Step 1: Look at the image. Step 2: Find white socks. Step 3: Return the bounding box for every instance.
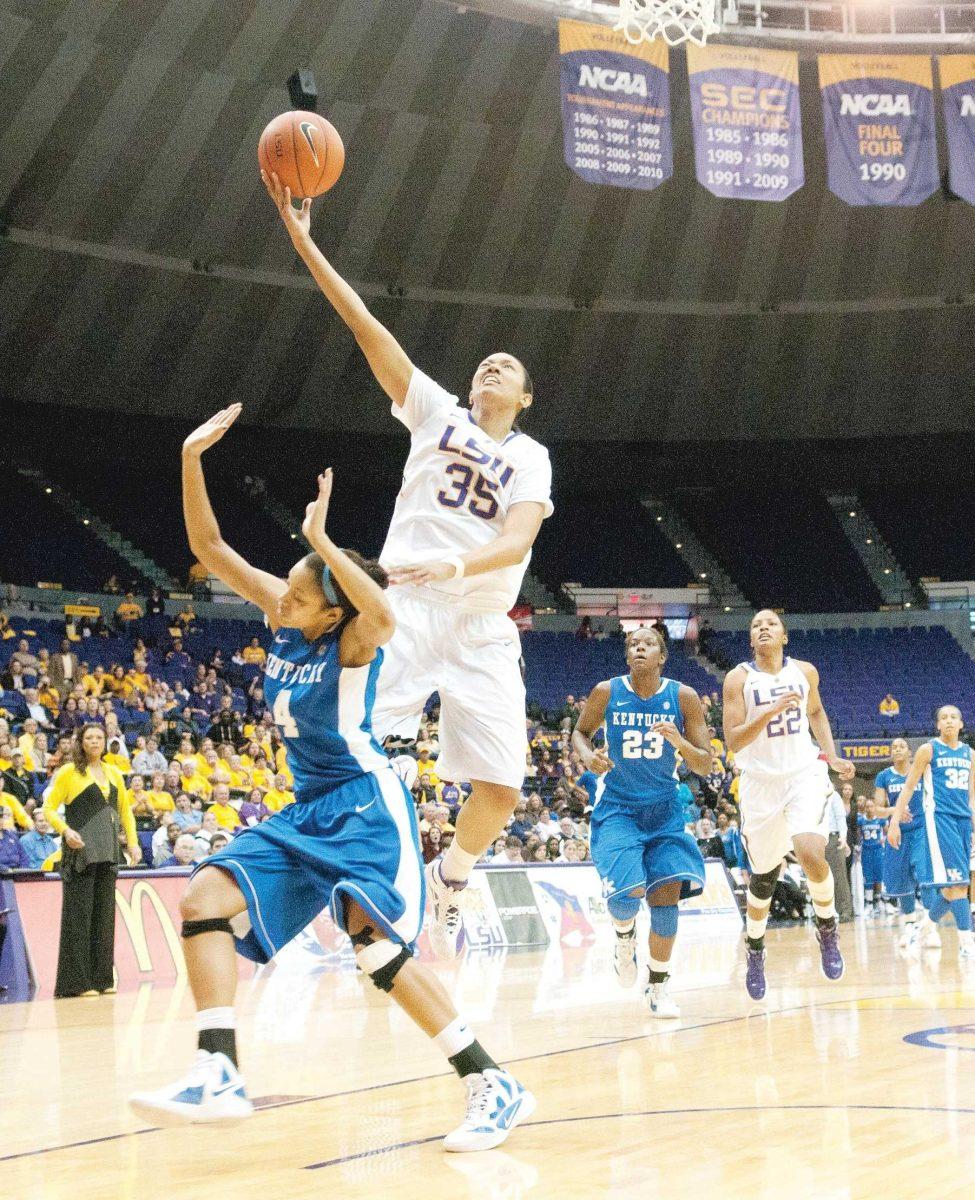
[807,871,837,921]
[441,841,479,885]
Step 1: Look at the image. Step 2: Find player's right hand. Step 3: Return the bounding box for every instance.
[586,749,614,775]
[886,819,901,850]
[63,829,85,850]
[182,404,242,457]
[261,170,312,241]
[771,690,803,714]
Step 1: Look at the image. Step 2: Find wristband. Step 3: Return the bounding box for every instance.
[444,555,466,580]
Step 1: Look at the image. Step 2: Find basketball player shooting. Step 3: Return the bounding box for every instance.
[263,172,553,958]
[723,611,854,999]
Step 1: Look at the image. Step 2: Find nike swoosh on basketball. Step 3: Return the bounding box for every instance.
[299,121,320,166]
[355,799,377,814]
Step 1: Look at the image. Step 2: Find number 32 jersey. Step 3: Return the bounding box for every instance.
[380,369,553,614]
[263,627,388,798]
[598,676,683,809]
[734,657,820,779]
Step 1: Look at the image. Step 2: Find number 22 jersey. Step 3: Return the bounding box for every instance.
[733,657,819,779]
[380,369,553,614]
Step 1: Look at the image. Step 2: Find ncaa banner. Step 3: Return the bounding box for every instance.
[939,56,975,205]
[818,54,939,206]
[686,43,804,201]
[558,18,672,191]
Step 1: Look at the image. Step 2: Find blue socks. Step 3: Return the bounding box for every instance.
[927,892,949,923]
[899,892,916,916]
[949,897,973,932]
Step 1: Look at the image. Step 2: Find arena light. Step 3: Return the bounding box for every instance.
[905,602,912,609]
[883,568,891,575]
[866,538,873,545]
[290,533,297,539]
[724,605,731,612]
[44,487,52,494]
[656,516,663,522]
[83,519,89,525]
[700,572,707,579]
[675,542,682,549]
[848,510,856,517]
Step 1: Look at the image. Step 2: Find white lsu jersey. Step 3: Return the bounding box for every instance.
[379,369,554,614]
[733,657,821,778]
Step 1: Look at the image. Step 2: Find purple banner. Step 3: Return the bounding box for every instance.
[939,57,975,206]
[819,55,939,207]
[687,45,804,201]
[558,19,672,192]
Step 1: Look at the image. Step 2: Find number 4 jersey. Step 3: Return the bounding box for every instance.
[733,657,820,779]
[264,627,389,797]
[597,676,683,808]
[380,369,553,614]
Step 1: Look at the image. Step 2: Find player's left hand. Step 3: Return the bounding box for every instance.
[302,470,334,547]
[387,561,456,586]
[829,756,855,781]
[649,721,682,747]
[127,842,143,866]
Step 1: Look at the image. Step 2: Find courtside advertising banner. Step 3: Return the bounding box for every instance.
[939,57,975,205]
[818,54,939,206]
[687,44,804,201]
[558,18,672,191]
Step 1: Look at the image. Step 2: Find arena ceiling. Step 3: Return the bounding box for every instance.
[2,0,975,443]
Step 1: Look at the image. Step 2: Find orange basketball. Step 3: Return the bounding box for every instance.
[258,111,345,199]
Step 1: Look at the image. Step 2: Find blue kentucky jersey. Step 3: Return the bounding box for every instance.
[858,815,886,846]
[876,766,922,832]
[923,739,973,821]
[599,675,682,807]
[263,627,388,798]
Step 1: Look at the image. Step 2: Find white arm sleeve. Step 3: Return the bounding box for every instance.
[391,368,457,434]
[510,445,554,518]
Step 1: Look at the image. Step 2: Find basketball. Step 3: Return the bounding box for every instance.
[258,110,344,199]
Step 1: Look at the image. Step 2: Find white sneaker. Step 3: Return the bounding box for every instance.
[898,921,920,951]
[958,937,975,964]
[443,1068,536,1153]
[425,859,466,960]
[129,1051,253,1126]
[613,929,638,988]
[921,919,942,950]
[645,978,681,1019]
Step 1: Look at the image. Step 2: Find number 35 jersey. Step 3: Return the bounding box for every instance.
[380,369,553,614]
[264,628,389,798]
[733,657,820,779]
[598,676,683,809]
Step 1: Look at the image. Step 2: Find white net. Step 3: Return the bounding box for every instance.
[614,0,720,46]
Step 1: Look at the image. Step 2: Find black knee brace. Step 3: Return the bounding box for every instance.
[371,946,412,993]
[182,917,234,938]
[748,868,781,902]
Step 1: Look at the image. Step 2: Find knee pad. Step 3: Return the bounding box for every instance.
[181,917,234,939]
[355,938,412,993]
[649,904,678,939]
[608,891,642,922]
[748,868,781,902]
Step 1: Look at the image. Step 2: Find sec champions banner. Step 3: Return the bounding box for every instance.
[558,18,672,190]
[939,57,975,205]
[818,54,939,206]
[686,44,803,201]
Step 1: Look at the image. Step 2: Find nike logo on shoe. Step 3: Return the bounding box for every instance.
[497,1097,523,1130]
[211,1079,244,1099]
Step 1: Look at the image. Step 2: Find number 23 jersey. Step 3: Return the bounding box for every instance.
[380,369,553,614]
[733,657,820,779]
[598,676,682,808]
[263,627,389,798]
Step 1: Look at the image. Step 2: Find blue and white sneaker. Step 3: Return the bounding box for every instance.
[128,1051,253,1127]
[442,1068,536,1152]
[425,859,466,960]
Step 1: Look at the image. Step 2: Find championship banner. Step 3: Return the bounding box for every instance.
[818,54,939,206]
[939,57,975,205]
[558,18,672,190]
[686,44,804,201]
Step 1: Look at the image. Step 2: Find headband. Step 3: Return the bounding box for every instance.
[321,564,340,608]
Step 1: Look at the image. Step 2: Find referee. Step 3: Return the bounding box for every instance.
[43,724,141,997]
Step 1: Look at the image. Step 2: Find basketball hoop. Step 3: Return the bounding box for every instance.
[614,0,720,46]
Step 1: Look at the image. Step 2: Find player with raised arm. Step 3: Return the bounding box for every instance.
[874,739,935,949]
[887,705,975,964]
[723,611,854,1000]
[128,408,535,1152]
[572,628,713,1017]
[263,173,553,959]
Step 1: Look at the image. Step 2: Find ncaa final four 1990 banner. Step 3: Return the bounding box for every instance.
[558,19,672,191]
[686,44,803,201]
[818,54,939,206]
[939,57,975,206]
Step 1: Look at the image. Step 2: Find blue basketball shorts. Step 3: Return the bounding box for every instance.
[197,769,425,964]
[882,824,923,896]
[916,811,974,891]
[590,798,706,903]
[860,843,884,888]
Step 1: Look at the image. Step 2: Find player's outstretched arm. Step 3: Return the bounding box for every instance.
[182,406,287,620]
[887,742,931,848]
[300,469,395,666]
[722,666,801,754]
[801,662,854,780]
[262,171,413,407]
[572,683,614,774]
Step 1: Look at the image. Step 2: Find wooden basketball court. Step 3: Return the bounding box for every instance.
[3,921,974,1200]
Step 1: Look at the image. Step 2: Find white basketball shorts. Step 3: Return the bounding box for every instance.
[372,588,528,790]
[738,759,832,875]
